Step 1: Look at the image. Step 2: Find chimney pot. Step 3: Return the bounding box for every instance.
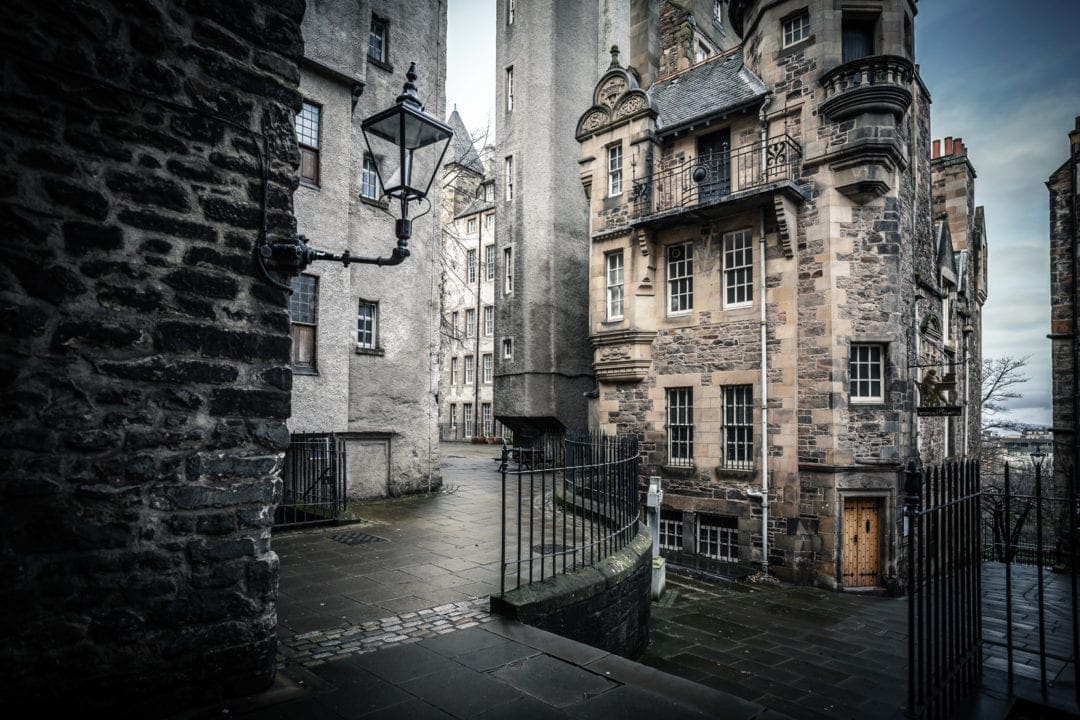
[954,138,964,156]
[944,137,954,155]
[932,139,941,158]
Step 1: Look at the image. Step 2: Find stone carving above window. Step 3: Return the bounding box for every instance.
[921,312,943,340]
[575,47,656,141]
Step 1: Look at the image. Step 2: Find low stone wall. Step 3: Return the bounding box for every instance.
[490,529,652,657]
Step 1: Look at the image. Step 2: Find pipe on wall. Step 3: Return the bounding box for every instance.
[755,96,773,575]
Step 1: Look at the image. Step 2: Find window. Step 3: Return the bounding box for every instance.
[695,43,710,63]
[698,515,739,561]
[449,403,457,437]
[464,355,474,384]
[484,306,494,336]
[606,251,624,320]
[723,229,753,307]
[369,16,388,64]
[504,156,513,200]
[782,11,810,48]
[482,403,493,436]
[713,0,723,26]
[288,274,317,370]
[842,15,876,63]
[608,144,622,197]
[667,387,693,467]
[659,510,683,551]
[667,243,693,314]
[502,338,513,360]
[485,210,494,227]
[506,67,514,112]
[482,353,493,383]
[467,217,478,235]
[485,245,496,281]
[467,249,478,283]
[942,282,954,344]
[504,247,513,293]
[450,357,459,385]
[295,101,320,185]
[465,308,476,337]
[507,0,515,25]
[357,300,378,350]
[722,385,753,469]
[850,344,884,402]
[361,152,378,199]
[463,403,474,436]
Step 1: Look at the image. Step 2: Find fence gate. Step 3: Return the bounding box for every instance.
[274,432,347,528]
[905,459,983,719]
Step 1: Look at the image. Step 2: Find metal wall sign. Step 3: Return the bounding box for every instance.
[917,406,962,417]
[917,368,960,417]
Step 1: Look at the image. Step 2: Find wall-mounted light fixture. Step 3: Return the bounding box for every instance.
[260,63,453,286]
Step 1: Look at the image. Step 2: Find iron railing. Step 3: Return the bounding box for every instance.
[904,459,983,720]
[499,431,641,595]
[275,433,347,528]
[629,134,801,221]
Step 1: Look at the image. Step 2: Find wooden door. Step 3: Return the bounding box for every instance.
[842,498,881,587]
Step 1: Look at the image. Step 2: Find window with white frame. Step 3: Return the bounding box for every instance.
[450,311,459,337]
[369,16,388,64]
[722,385,753,469]
[607,144,623,197]
[463,402,474,436]
[723,229,753,307]
[667,243,693,314]
[667,387,693,467]
[484,305,494,336]
[482,353,493,383]
[361,152,378,199]
[450,357,459,385]
[485,244,496,281]
[295,101,320,185]
[507,0,514,25]
[782,11,810,48]
[505,67,514,111]
[502,337,513,359]
[850,343,884,402]
[503,247,513,293]
[713,0,723,26]
[467,249,478,283]
[464,355,474,384]
[606,251,624,321]
[357,300,378,350]
[465,308,476,337]
[698,514,739,561]
[659,510,683,551]
[485,210,494,227]
[942,281,955,344]
[482,403,493,436]
[449,403,457,437]
[504,156,513,200]
[467,217,478,235]
[695,42,710,63]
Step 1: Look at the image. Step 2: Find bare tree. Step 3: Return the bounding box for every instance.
[981,355,1031,433]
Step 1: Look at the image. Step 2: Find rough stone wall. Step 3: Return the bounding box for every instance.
[0,0,304,711]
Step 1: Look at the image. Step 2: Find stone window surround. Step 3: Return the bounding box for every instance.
[721,384,754,470]
[781,8,810,49]
[849,340,889,404]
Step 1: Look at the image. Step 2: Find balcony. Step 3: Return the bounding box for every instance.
[819,55,914,121]
[629,135,802,225]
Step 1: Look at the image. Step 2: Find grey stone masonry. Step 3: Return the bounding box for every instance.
[0,0,303,712]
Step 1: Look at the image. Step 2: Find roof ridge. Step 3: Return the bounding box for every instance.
[653,44,742,85]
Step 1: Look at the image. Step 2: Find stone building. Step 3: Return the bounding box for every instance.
[575,0,986,588]
[0,0,304,710]
[1049,116,1080,498]
[493,0,599,436]
[288,0,446,498]
[438,110,503,441]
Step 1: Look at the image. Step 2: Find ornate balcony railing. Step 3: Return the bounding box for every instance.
[630,134,801,220]
[819,54,914,121]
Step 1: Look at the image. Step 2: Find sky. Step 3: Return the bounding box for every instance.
[446,0,1080,429]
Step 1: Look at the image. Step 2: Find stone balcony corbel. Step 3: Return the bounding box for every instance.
[590,329,656,383]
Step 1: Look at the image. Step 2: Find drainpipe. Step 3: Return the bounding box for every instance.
[473,213,484,438]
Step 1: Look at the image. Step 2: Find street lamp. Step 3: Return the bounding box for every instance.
[260,62,452,287]
[1031,443,1047,470]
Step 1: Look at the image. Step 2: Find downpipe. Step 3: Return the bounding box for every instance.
[755,99,772,576]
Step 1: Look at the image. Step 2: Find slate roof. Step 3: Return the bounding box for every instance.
[445,109,484,175]
[649,48,769,135]
[454,198,495,220]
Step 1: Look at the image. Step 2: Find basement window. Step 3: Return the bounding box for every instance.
[698,514,739,561]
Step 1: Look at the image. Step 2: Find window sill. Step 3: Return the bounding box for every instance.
[355,346,385,356]
[850,400,886,408]
[715,466,755,480]
[778,35,815,58]
[368,57,394,74]
[292,366,318,376]
[663,464,697,476]
[359,195,388,209]
[299,179,320,191]
[603,317,625,325]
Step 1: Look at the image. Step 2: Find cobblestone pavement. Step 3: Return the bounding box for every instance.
[272,443,506,664]
[641,573,910,720]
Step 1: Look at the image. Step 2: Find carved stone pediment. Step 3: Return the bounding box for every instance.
[590,330,656,383]
[575,50,655,141]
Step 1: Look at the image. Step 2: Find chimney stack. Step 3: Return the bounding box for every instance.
[1070,115,1080,154]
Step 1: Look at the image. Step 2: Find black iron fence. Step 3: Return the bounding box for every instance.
[499,431,641,595]
[274,433,347,528]
[905,459,983,720]
[630,134,801,219]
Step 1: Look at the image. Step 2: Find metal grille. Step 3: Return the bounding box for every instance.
[275,433,346,528]
[698,514,738,561]
[330,532,386,546]
[667,387,693,467]
[660,510,683,551]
